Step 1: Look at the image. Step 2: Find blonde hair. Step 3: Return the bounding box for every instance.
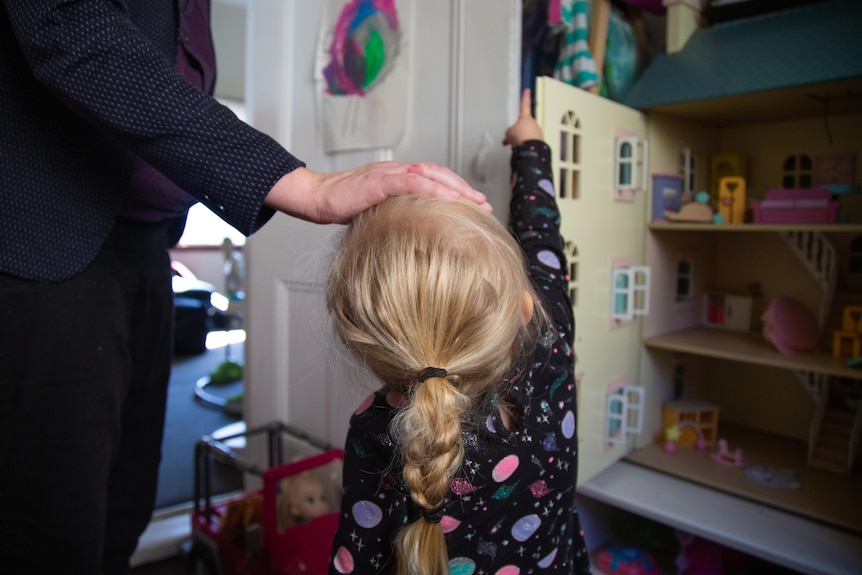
[327,195,546,575]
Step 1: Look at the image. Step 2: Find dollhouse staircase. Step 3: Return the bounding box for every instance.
[780,231,836,328]
[807,379,862,475]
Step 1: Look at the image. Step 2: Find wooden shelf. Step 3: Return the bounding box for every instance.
[644,328,861,379]
[624,424,862,534]
[648,223,862,233]
[578,461,862,575]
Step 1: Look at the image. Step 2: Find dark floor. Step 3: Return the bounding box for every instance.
[157,337,244,508]
[132,555,188,575]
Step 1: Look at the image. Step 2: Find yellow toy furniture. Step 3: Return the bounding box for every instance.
[833,305,862,358]
[717,176,746,224]
[663,400,720,449]
[710,153,746,203]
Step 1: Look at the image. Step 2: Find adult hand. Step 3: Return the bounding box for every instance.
[503,89,544,149]
[265,161,490,224]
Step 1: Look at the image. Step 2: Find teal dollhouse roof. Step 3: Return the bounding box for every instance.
[623,0,862,112]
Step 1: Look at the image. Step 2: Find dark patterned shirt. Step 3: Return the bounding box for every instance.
[1,1,303,281]
[330,141,591,575]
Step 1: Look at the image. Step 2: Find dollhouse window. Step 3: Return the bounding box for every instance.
[566,240,580,307]
[616,137,636,189]
[557,110,582,199]
[675,259,693,302]
[850,236,862,273]
[605,384,644,446]
[679,147,697,198]
[611,266,650,321]
[614,135,648,201]
[782,154,813,188]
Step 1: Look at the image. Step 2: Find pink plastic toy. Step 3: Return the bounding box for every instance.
[751,188,838,224]
[597,546,660,575]
[710,438,745,468]
[761,296,820,355]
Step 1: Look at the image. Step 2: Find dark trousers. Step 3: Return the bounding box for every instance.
[0,219,174,575]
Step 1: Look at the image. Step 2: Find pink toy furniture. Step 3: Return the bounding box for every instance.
[751,188,838,224]
[761,296,820,355]
[710,438,745,468]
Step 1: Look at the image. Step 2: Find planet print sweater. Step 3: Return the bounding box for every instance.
[329,140,591,575]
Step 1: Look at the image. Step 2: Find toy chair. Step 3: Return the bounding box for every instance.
[833,305,862,358]
[717,176,746,224]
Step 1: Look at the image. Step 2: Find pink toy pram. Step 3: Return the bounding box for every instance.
[188,421,343,575]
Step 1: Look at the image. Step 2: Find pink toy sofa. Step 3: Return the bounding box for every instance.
[751,188,838,224]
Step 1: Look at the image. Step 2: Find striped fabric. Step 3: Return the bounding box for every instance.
[552,0,599,89]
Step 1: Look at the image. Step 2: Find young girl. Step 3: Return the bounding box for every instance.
[327,90,591,575]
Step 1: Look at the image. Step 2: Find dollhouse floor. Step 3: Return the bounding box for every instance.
[624,423,862,535]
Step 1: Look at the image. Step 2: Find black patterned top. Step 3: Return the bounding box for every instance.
[329,141,591,575]
[1,1,302,281]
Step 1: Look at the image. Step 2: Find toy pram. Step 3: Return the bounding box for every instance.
[188,421,344,575]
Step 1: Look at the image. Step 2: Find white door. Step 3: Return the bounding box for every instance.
[243,0,521,447]
[535,76,650,484]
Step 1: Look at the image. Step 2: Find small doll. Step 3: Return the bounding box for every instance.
[277,471,331,531]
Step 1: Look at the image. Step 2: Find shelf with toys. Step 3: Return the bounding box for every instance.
[612,201,862,575]
[644,327,861,380]
[649,223,862,234]
[631,210,862,530]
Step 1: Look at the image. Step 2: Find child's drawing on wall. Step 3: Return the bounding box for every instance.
[316,0,413,152]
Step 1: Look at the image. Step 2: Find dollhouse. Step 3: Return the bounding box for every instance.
[535,0,862,572]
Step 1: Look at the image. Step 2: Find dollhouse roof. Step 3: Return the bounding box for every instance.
[623,0,862,123]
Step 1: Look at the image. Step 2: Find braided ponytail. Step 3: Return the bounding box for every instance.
[393,372,469,575]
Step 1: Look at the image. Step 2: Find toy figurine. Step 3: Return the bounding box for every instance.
[277,471,331,531]
[710,438,744,468]
[218,492,263,540]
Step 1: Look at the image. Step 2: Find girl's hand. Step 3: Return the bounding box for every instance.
[503,89,544,148]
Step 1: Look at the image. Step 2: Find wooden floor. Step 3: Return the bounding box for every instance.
[624,423,862,534]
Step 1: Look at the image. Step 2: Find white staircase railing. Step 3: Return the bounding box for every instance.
[798,371,829,463]
[780,231,837,329]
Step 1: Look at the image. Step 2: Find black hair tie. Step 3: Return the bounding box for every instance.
[420,504,445,524]
[417,367,447,382]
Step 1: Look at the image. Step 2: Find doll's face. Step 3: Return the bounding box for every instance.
[290,479,329,520]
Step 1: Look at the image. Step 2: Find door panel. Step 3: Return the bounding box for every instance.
[536,76,649,484]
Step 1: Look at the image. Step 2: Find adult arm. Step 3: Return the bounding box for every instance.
[5,1,487,233]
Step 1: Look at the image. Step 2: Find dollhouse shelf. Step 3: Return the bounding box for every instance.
[644,328,860,380]
[579,461,862,575]
[649,223,862,234]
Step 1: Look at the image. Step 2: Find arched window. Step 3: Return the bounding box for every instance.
[557,110,582,199]
[782,154,813,188]
[616,139,636,189]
